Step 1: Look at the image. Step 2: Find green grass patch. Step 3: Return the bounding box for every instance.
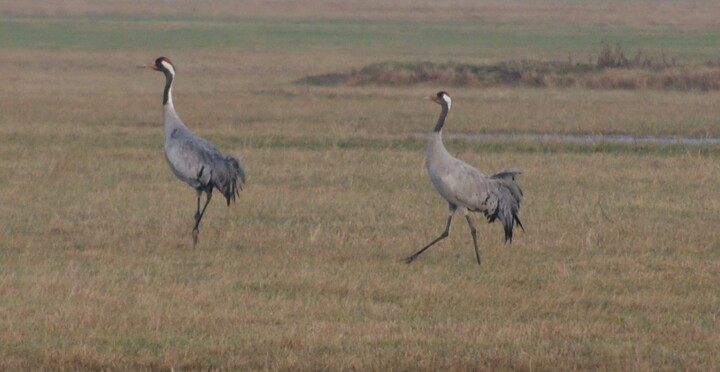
[4,130,719,157]
[3,15,720,62]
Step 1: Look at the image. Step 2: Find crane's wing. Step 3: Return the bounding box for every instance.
[490,168,522,181]
[164,130,245,204]
[440,160,524,242]
[431,158,489,208]
[164,130,224,187]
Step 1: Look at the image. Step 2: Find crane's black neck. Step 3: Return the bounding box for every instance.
[433,105,449,133]
[162,70,174,106]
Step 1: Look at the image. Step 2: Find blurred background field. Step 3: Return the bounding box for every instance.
[1,1,719,370]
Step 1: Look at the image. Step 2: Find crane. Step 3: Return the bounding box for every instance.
[139,57,246,246]
[404,91,523,265]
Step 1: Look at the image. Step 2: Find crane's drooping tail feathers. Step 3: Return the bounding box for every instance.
[485,169,524,242]
[212,155,246,206]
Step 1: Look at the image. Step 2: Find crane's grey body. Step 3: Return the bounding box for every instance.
[405,91,523,265]
[426,132,522,231]
[163,104,243,196]
[142,57,245,246]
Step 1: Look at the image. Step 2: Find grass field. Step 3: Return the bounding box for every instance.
[2,1,720,370]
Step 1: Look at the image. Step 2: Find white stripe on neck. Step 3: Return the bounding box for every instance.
[442,94,452,110]
[161,60,175,76]
[166,87,174,106]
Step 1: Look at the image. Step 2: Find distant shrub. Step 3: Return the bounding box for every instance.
[295,73,347,86]
[597,43,629,68]
[296,44,720,91]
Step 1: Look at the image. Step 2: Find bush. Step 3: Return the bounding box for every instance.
[296,44,720,91]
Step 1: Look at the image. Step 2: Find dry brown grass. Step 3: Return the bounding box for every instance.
[1,48,720,370]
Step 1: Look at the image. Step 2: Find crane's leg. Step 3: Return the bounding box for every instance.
[194,189,202,223]
[192,190,212,246]
[404,213,453,264]
[465,214,481,265]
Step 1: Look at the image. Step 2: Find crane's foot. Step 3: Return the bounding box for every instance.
[402,255,417,264]
[192,228,200,247]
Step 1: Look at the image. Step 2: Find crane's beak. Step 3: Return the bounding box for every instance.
[137,63,158,70]
[424,96,439,104]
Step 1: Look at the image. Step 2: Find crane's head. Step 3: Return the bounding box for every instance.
[137,56,176,76]
[427,91,451,110]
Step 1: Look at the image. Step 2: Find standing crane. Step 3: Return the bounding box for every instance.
[139,57,245,246]
[404,91,523,265]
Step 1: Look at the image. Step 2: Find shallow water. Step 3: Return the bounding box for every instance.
[423,132,720,145]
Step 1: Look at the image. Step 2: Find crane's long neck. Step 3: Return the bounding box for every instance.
[161,70,187,141]
[163,70,174,106]
[426,105,452,166]
[433,105,449,133]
